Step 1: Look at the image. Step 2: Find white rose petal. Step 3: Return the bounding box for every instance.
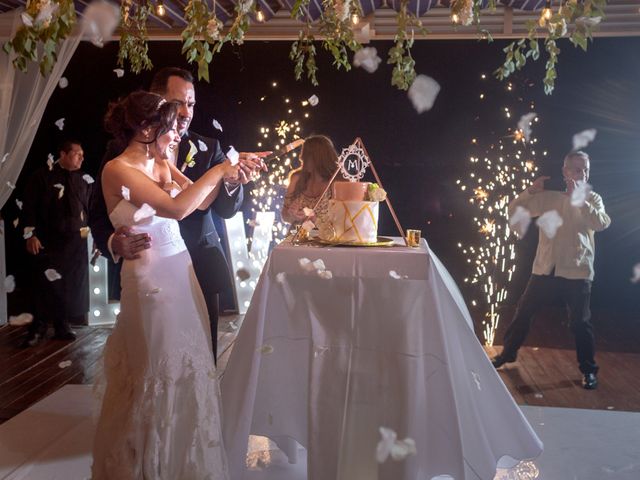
[298,257,313,271]
[389,270,408,280]
[7,181,16,190]
[390,438,417,461]
[536,210,563,239]
[302,207,314,217]
[133,203,156,222]
[58,77,69,89]
[307,94,319,106]
[631,264,640,284]
[1,153,8,164]
[8,313,33,326]
[54,118,65,131]
[13,218,19,228]
[317,269,333,279]
[54,183,65,199]
[35,2,58,25]
[275,272,286,283]
[408,75,441,114]
[82,0,120,48]
[572,128,597,151]
[212,119,223,131]
[197,139,208,152]
[113,68,125,78]
[576,16,602,28]
[23,226,35,239]
[4,275,16,293]
[82,174,95,184]
[301,220,315,232]
[47,154,55,170]
[58,360,72,369]
[45,269,62,281]
[570,180,592,208]
[471,371,482,391]
[15,199,22,210]
[121,185,130,201]
[517,112,537,142]
[353,47,382,73]
[21,12,34,27]
[311,259,326,271]
[226,146,240,166]
[509,206,532,239]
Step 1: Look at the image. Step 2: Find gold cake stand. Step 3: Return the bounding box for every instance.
[313,236,396,247]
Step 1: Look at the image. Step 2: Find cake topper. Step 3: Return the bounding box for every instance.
[337,143,370,182]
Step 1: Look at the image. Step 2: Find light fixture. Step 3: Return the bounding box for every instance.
[256,6,265,22]
[156,0,166,16]
[351,13,360,25]
[541,0,553,21]
[451,13,460,24]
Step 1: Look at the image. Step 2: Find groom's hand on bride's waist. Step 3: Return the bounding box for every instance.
[112,226,152,261]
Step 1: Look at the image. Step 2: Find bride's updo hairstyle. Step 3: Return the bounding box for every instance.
[104,91,179,149]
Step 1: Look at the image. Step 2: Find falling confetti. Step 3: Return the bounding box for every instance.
[302,207,314,217]
[408,75,441,114]
[47,153,54,170]
[44,269,62,281]
[376,427,417,463]
[275,272,286,283]
[389,270,407,280]
[353,47,382,73]
[471,371,482,390]
[570,180,592,208]
[536,210,563,239]
[301,219,315,232]
[12,218,19,228]
[317,269,333,279]
[82,0,120,48]
[82,174,95,184]
[15,199,22,210]
[133,203,156,222]
[307,94,319,106]
[197,139,208,152]
[572,128,597,151]
[226,146,240,166]
[58,360,72,368]
[212,119,223,131]
[6,181,16,190]
[1,153,8,165]
[631,264,640,283]
[54,118,65,131]
[58,77,69,89]
[517,112,537,142]
[8,313,33,326]
[113,68,125,78]
[23,226,35,239]
[53,183,65,199]
[509,206,532,239]
[121,185,130,201]
[4,275,15,293]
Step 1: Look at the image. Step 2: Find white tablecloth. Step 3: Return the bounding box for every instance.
[221,239,542,480]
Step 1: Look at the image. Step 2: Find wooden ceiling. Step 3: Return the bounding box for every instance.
[0,0,638,41]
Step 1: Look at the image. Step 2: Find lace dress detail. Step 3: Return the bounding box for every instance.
[283,190,331,225]
[92,200,228,480]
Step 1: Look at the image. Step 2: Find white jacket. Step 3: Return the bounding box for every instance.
[509,189,611,281]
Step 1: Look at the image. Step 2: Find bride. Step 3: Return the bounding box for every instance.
[92,91,238,479]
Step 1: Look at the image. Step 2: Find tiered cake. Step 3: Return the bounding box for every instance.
[320,181,379,243]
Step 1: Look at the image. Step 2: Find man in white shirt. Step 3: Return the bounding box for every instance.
[492,151,611,390]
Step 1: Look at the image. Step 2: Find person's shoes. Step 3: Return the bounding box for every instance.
[582,373,598,390]
[491,355,515,369]
[52,329,77,341]
[20,332,44,348]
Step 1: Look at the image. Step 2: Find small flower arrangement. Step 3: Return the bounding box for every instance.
[367,183,387,202]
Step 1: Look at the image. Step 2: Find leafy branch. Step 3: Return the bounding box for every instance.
[181,0,223,82]
[388,0,426,91]
[118,0,153,74]
[3,0,76,75]
[290,27,318,85]
[318,0,362,73]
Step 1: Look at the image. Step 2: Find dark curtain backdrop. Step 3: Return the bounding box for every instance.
[3,37,639,317]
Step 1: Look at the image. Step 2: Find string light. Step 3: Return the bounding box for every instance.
[256,6,265,22]
[539,0,553,26]
[351,13,360,25]
[156,0,166,16]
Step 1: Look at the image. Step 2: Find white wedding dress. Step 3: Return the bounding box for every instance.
[92,200,229,480]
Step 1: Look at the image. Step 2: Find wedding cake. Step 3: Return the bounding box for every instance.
[319,181,385,244]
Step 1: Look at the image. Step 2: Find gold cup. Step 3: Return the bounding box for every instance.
[406,229,421,247]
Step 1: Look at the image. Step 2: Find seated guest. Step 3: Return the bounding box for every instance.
[282,135,338,225]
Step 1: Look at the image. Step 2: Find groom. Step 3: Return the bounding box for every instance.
[90,67,267,358]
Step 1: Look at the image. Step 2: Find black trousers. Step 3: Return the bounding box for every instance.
[501,274,598,375]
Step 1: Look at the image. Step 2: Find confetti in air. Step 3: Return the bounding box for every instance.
[517,112,537,142]
[212,119,223,131]
[58,77,69,89]
[8,313,33,326]
[82,174,95,184]
[536,210,563,239]
[45,269,62,281]
[376,427,417,463]
[4,275,15,293]
[47,154,54,170]
[15,199,22,210]
[58,360,72,368]
[572,128,597,151]
[408,75,441,114]
[81,0,120,48]
[121,186,130,201]
[275,272,286,283]
[54,183,65,199]
[302,207,314,217]
[631,264,640,283]
[23,226,35,239]
[509,206,532,239]
[389,270,407,280]
[353,47,382,73]
[133,203,156,222]
[113,68,125,78]
[12,218,19,228]
[307,94,319,106]
[570,180,592,207]
[197,140,208,152]
[54,118,65,131]
[6,181,16,190]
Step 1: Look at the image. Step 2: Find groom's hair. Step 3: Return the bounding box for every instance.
[149,68,194,95]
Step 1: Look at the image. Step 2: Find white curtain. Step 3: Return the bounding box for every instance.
[0,9,82,323]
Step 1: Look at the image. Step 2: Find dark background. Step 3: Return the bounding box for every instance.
[3,37,640,319]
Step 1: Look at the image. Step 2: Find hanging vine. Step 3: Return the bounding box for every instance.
[388,0,426,91]
[117,0,153,74]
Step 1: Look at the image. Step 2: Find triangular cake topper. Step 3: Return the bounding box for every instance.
[337,142,370,182]
[292,137,409,246]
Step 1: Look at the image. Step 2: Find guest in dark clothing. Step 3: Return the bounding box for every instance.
[89,67,267,359]
[21,140,93,347]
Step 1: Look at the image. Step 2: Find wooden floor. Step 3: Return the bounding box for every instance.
[1,308,640,425]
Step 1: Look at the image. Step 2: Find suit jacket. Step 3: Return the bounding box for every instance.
[89,130,242,295]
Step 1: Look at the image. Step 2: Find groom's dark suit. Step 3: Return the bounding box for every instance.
[89,130,242,357]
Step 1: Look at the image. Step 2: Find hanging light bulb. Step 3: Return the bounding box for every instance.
[256,6,265,22]
[451,13,460,24]
[351,12,360,25]
[156,0,166,16]
[541,0,553,21]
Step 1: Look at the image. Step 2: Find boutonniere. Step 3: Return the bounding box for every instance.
[181,140,198,172]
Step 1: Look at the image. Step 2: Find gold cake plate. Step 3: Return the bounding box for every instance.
[314,236,396,247]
